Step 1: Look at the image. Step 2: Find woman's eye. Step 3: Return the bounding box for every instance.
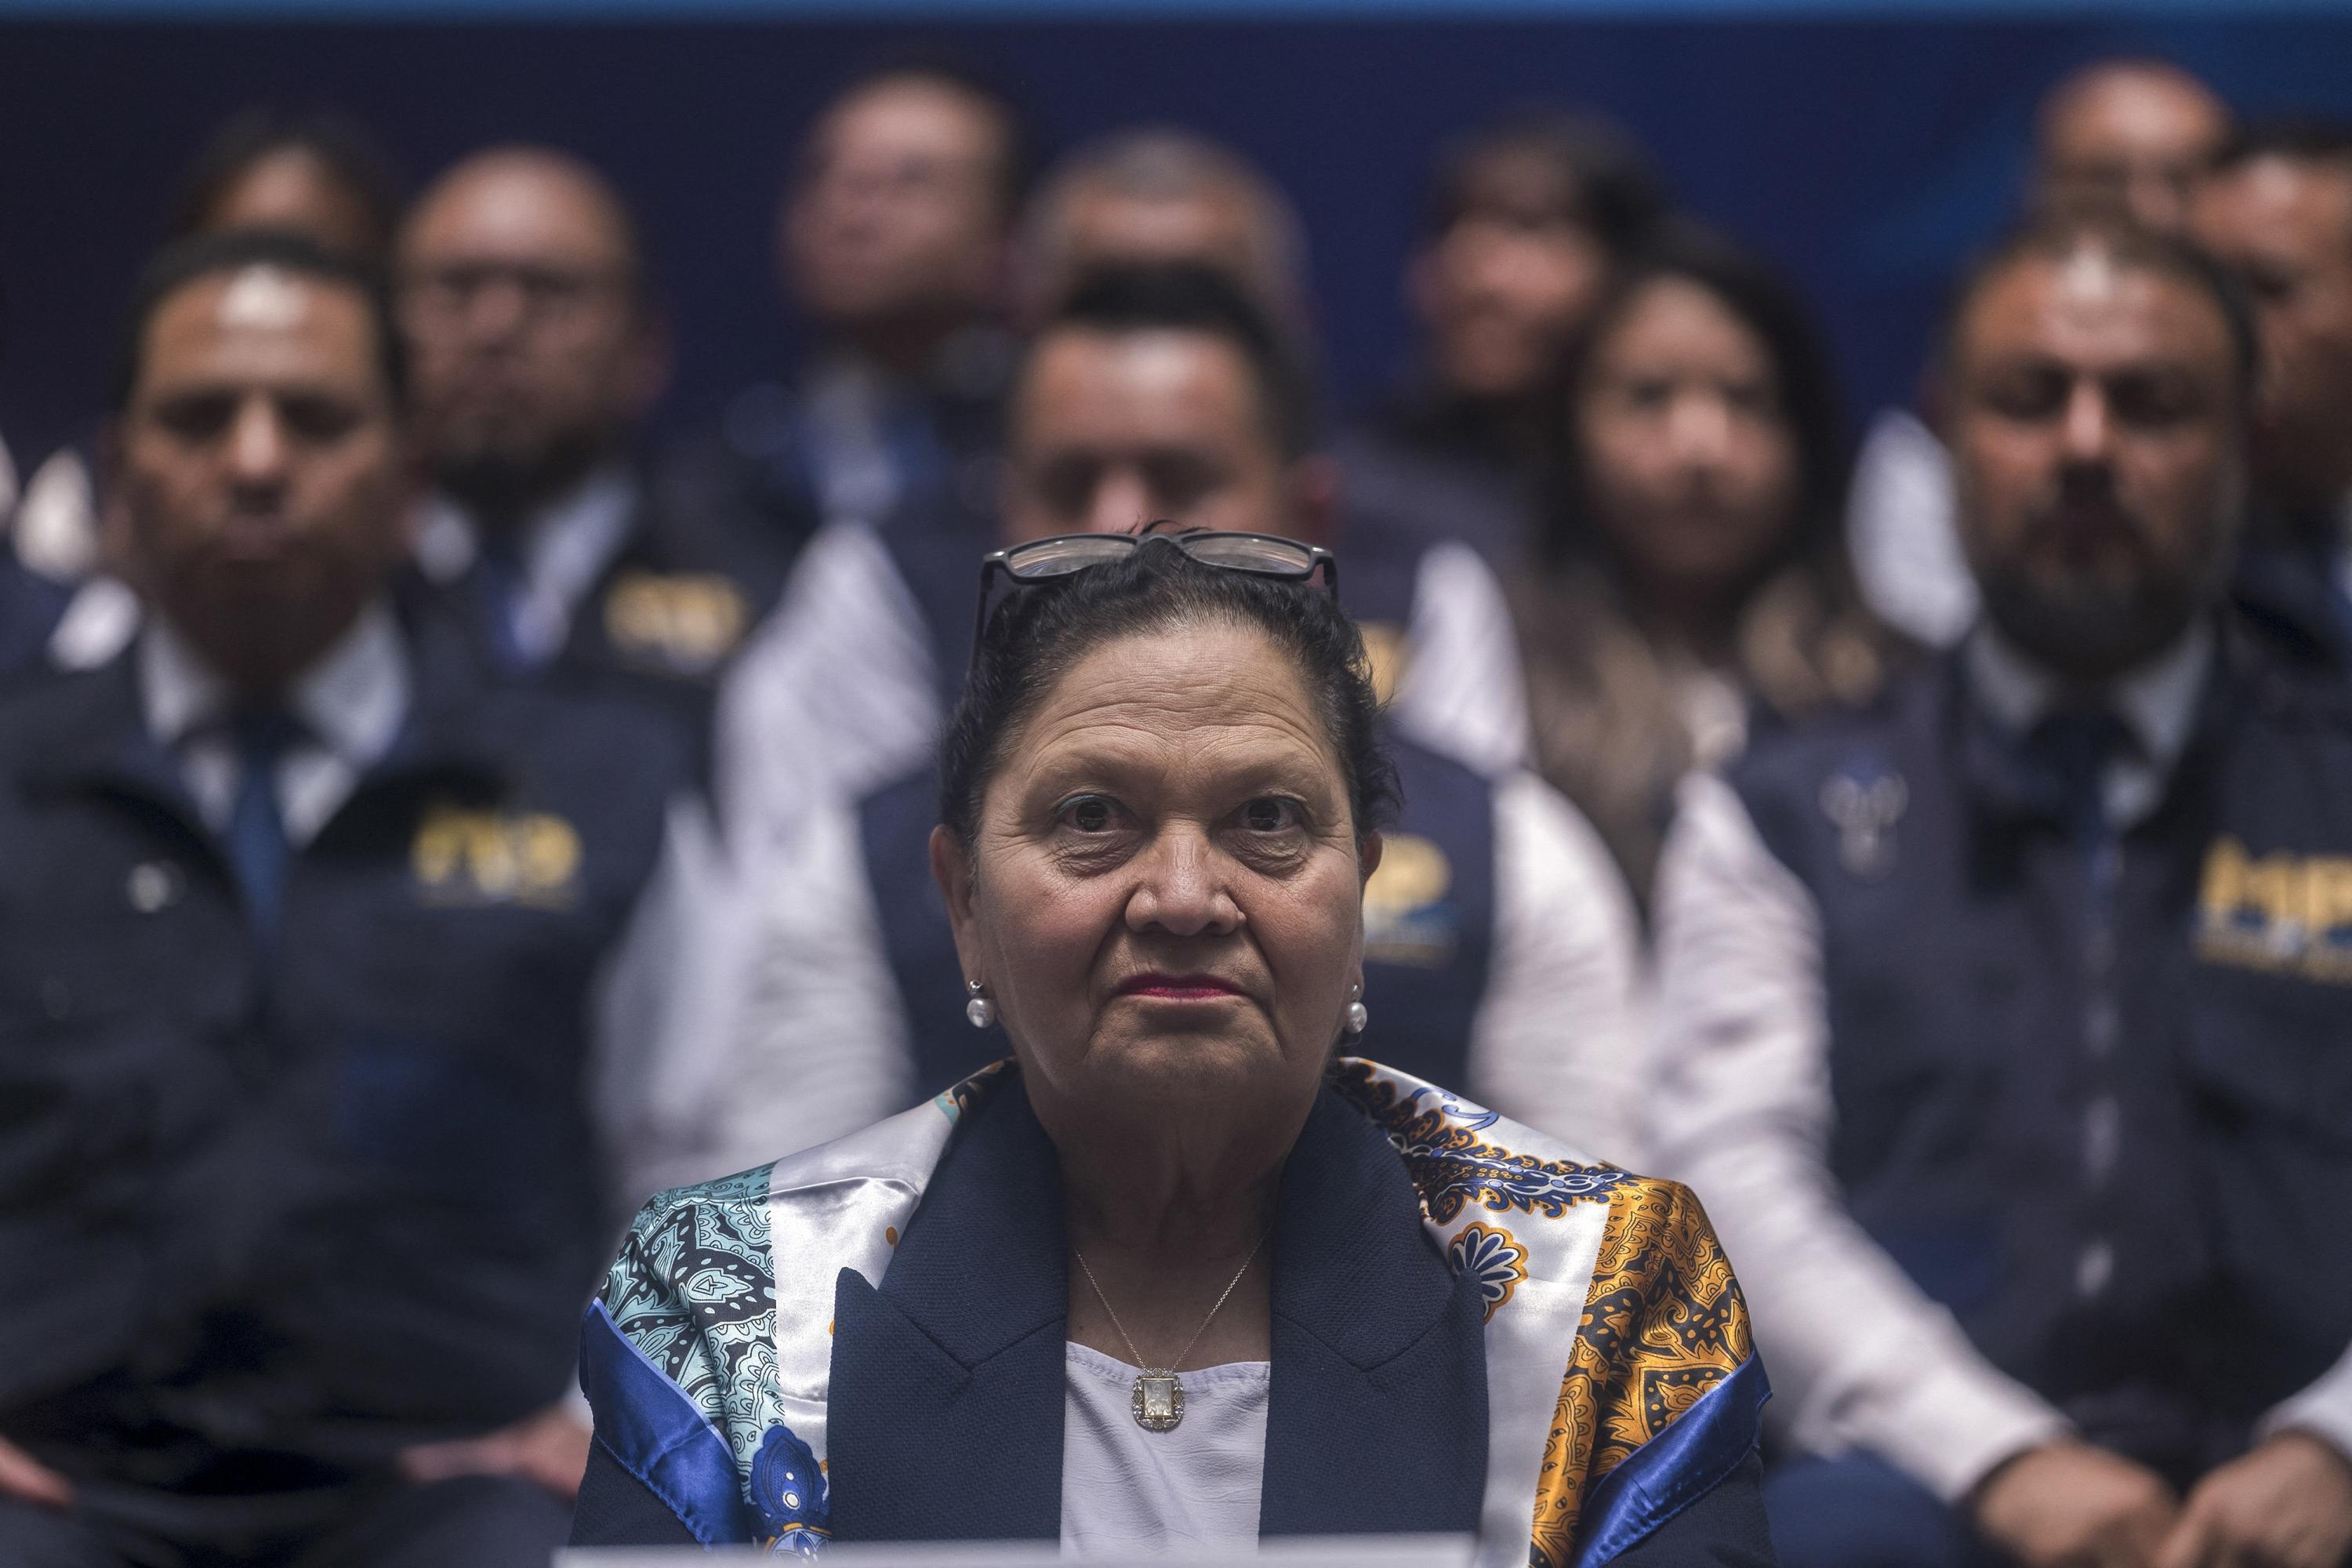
[1240,797,1302,833]
[1058,796,1119,833]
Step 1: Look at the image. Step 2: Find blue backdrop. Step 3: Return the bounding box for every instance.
[2,8,2349,473]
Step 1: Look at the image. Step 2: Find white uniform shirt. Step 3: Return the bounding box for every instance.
[1648,622,2352,1501]
[412,466,639,670]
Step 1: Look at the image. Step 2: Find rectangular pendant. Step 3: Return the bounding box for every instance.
[1134,1372,1183,1430]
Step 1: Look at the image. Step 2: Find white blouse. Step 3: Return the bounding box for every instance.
[1059,1342,1269,1556]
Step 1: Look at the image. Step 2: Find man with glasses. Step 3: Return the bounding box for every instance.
[399,147,790,708]
[681,261,1647,1191]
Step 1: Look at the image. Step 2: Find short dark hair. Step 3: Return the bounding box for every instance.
[809,53,1035,225]
[1542,226,1848,576]
[111,230,408,415]
[1421,107,1671,258]
[1937,210,2259,397]
[1026,261,1318,461]
[939,530,1399,850]
[168,106,405,260]
[2214,116,2352,243]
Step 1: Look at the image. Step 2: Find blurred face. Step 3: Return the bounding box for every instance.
[1004,328,1297,543]
[2036,67,2229,236]
[1945,249,2245,681]
[200,147,383,259]
[1032,183,1287,324]
[783,78,1009,333]
[1413,147,1610,401]
[114,268,412,694]
[1575,277,1802,611]
[398,153,661,517]
[2194,155,2352,506]
[936,619,1370,1138]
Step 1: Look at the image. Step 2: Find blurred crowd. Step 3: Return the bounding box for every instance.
[1,46,2350,1568]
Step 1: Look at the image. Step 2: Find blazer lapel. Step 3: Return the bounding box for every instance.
[1261,1085,1490,1539]
[827,1082,1069,1543]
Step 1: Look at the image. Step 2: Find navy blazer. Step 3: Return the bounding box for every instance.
[572,1080,1774,1563]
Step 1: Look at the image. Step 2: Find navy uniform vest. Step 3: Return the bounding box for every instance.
[0,629,689,1486]
[856,732,1497,1101]
[1728,634,2352,1485]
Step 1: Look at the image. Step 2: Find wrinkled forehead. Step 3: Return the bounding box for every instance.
[996,619,1343,798]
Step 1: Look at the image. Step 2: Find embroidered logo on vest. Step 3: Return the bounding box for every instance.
[410,804,583,909]
[1820,764,1907,879]
[603,570,749,675]
[1363,833,1460,969]
[2196,835,2352,985]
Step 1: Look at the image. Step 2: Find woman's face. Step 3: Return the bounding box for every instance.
[1576,276,1802,605]
[935,619,1374,1129]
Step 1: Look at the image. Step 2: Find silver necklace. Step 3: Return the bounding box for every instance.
[1072,1227,1270,1434]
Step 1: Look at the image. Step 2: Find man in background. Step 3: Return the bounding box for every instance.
[1014,125,1309,330]
[397,146,791,711]
[1848,59,2234,652]
[0,232,691,1566]
[1656,213,2352,1568]
[669,60,1028,557]
[694,261,1647,1192]
[1344,109,1671,573]
[2196,118,2352,673]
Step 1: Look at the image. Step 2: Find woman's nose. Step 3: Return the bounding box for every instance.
[1666,389,1734,467]
[1123,829,1242,937]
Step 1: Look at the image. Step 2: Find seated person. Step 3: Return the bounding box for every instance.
[1652,214,2352,1568]
[2194,118,2352,675]
[572,533,1773,1565]
[658,59,1028,555]
[0,232,695,1567]
[715,260,1531,858]
[1014,125,1309,332]
[693,265,1645,1184]
[1346,108,1672,575]
[1846,59,2233,652]
[1508,230,1907,906]
[397,146,797,716]
[20,107,405,669]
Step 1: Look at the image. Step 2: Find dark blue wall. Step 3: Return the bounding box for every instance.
[3,13,2350,473]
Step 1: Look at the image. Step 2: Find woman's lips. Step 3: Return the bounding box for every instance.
[1116,974,1244,1001]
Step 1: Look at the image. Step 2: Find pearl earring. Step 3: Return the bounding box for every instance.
[1343,982,1369,1037]
[965,979,995,1029]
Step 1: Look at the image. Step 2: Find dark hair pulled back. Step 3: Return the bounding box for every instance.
[938,532,1399,851]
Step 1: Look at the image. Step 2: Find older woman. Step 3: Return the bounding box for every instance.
[570,532,1773,1564]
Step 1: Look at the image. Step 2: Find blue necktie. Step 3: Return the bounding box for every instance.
[226,707,302,949]
[2025,706,2132,850]
[470,528,532,674]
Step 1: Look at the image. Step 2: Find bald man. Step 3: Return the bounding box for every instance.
[1015,126,1308,331]
[2035,60,2233,237]
[398,147,785,707]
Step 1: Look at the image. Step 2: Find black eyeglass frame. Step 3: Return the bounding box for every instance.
[969,531,1339,670]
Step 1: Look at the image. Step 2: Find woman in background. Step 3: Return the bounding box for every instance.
[1511,232,1907,906]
